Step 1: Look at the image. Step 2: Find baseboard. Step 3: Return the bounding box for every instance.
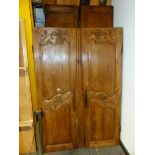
[120,140,130,155]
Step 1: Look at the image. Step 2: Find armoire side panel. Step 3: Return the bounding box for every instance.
[81,28,122,147]
[33,28,78,152]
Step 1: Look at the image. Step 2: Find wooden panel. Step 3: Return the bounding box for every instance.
[19,70,33,121]
[19,24,24,66]
[81,28,122,147]
[19,120,33,128]
[19,128,36,154]
[43,0,80,5]
[19,18,33,123]
[19,18,28,67]
[80,6,113,27]
[33,28,78,152]
[43,0,111,5]
[44,5,79,27]
[19,18,36,153]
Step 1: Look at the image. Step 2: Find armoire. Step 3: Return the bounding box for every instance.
[33,1,122,153]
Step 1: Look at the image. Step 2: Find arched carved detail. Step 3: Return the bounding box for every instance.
[39,29,70,46]
[43,91,72,113]
[89,29,117,44]
[87,91,116,109]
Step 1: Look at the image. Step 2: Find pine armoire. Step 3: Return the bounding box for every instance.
[33,27,123,152]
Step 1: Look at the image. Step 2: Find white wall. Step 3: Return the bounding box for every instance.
[112,0,135,155]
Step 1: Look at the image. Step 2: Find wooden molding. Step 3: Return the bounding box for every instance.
[19,18,28,67]
[19,120,33,128]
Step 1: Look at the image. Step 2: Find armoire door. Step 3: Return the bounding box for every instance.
[33,28,78,152]
[81,28,122,147]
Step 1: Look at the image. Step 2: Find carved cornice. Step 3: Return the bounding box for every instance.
[39,30,70,46]
[89,29,116,44]
[43,91,72,113]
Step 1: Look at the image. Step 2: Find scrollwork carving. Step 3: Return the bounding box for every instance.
[39,30,70,46]
[89,29,116,44]
[43,91,72,113]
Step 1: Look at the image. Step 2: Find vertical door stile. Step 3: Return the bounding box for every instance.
[74,28,79,148]
[76,28,85,147]
[114,29,123,143]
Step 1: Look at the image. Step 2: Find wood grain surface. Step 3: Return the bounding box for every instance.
[44,5,79,28]
[80,6,113,27]
[33,28,122,152]
[81,28,122,147]
[33,28,78,152]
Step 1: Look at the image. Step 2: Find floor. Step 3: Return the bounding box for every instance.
[21,145,126,155]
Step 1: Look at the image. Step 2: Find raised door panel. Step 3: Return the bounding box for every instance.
[80,6,113,27]
[44,5,79,28]
[81,28,122,147]
[33,28,78,152]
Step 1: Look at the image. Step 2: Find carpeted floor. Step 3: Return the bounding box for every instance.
[20,145,126,155]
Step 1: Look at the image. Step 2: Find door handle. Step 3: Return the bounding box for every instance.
[85,89,89,107]
[72,90,76,111]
